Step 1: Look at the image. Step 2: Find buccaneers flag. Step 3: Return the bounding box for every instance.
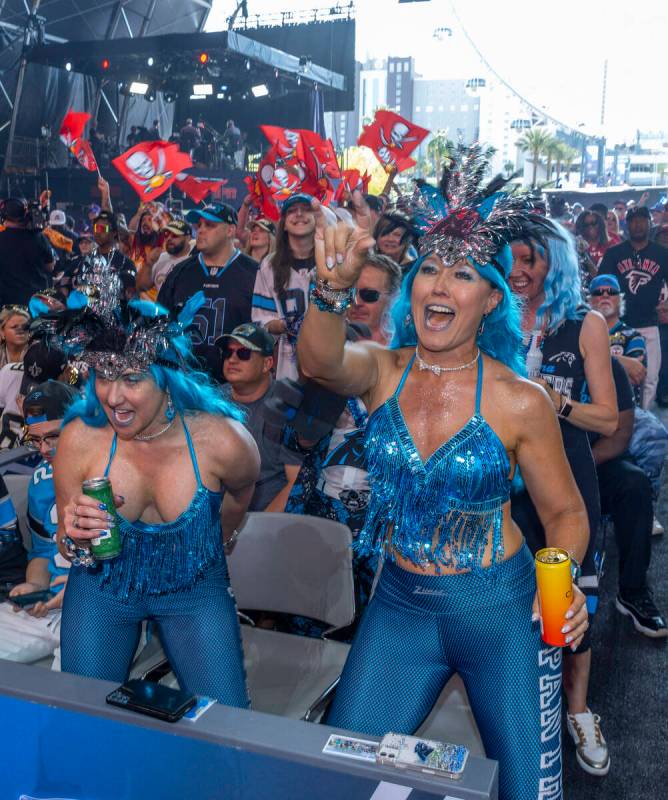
[299,130,341,202]
[335,169,372,203]
[259,126,305,162]
[175,174,226,204]
[70,138,98,172]
[113,141,192,201]
[358,110,429,173]
[59,110,91,148]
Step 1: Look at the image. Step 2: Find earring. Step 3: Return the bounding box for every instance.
[477,315,487,337]
[165,391,175,422]
[403,312,414,329]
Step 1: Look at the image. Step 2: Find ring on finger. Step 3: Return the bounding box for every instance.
[73,515,78,528]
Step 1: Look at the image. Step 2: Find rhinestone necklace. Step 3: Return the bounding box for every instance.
[415,345,479,376]
[134,417,175,442]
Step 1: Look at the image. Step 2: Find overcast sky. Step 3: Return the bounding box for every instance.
[208,0,668,144]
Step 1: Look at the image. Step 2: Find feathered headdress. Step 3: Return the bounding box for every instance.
[37,253,205,380]
[394,143,550,278]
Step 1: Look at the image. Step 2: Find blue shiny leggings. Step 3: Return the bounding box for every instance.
[60,562,249,708]
[327,545,563,800]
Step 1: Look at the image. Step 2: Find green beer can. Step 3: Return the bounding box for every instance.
[82,477,122,560]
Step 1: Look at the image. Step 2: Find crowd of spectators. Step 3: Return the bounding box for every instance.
[0,175,667,782]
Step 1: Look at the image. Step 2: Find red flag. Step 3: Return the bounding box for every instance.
[358,110,429,173]
[334,169,372,203]
[112,141,192,201]
[174,174,226,204]
[70,138,98,172]
[260,126,305,162]
[59,110,91,148]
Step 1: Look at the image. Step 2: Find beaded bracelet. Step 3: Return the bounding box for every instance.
[309,278,355,314]
[61,535,96,567]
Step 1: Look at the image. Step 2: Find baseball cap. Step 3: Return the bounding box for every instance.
[281,193,314,216]
[589,274,621,294]
[20,341,68,396]
[48,209,66,226]
[163,219,192,236]
[186,202,237,226]
[363,194,384,213]
[76,224,93,240]
[626,205,651,221]
[23,380,78,424]
[87,203,101,216]
[650,195,667,212]
[92,210,117,231]
[216,322,275,356]
[250,218,276,235]
[0,198,28,222]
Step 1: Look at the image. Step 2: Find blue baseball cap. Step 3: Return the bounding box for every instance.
[281,193,314,216]
[186,202,238,225]
[589,274,621,293]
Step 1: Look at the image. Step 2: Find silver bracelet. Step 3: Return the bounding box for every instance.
[224,529,241,553]
[61,535,95,567]
[309,278,355,314]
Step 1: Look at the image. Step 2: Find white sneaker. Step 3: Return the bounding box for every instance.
[566,708,610,776]
[652,516,664,536]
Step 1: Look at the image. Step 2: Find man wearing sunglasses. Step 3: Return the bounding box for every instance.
[217,323,302,512]
[0,380,78,665]
[598,206,668,408]
[588,274,647,395]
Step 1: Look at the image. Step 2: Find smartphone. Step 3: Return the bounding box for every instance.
[9,589,52,607]
[377,733,469,779]
[106,679,197,723]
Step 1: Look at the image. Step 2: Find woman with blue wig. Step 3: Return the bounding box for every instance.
[509,221,618,777]
[52,271,259,707]
[298,146,590,800]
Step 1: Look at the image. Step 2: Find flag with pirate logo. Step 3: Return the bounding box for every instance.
[71,138,98,172]
[260,125,306,163]
[113,141,192,201]
[245,146,305,221]
[358,110,429,173]
[335,169,372,203]
[59,110,91,148]
[298,130,341,203]
[175,173,226,204]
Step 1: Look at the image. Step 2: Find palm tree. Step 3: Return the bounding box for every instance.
[516,128,552,187]
[503,160,515,176]
[427,131,454,177]
[544,137,562,185]
[562,145,579,183]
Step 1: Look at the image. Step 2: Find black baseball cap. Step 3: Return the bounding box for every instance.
[186,202,237,226]
[163,219,192,236]
[216,322,275,356]
[20,341,68,396]
[23,380,78,424]
[281,193,314,216]
[0,198,28,222]
[626,205,651,222]
[363,194,384,213]
[92,210,117,231]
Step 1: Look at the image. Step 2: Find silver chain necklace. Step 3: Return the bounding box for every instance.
[134,416,175,442]
[415,345,480,376]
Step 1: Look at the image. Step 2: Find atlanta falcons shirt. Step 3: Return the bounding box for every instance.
[598,240,668,328]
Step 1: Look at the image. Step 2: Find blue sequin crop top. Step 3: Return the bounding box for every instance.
[355,353,511,571]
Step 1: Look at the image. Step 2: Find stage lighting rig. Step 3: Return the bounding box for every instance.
[193,83,213,96]
[164,91,177,103]
[129,81,149,95]
[101,58,110,70]
[199,52,209,65]
[251,84,269,98]
[65,62,72,72]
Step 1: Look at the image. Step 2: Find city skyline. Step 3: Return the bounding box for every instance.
[207,0,668,145]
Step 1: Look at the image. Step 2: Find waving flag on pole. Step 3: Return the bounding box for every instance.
[113,141,192,201]
[70,138,98,172]
[175,174,226,204]
[358,110,429,173]
[59,110,91,147]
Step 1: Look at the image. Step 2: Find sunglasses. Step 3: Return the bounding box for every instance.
[93,222,111,233]
[590,288,620,297]
[356,288,384,304]
[583,221,598,228]
[222,346,253,361]
[20,431,60,450]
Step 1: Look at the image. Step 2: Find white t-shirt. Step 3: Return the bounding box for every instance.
[319,398,370,500]
[251,255,313,380]
[151,248,192,292]
[0,362,24,417]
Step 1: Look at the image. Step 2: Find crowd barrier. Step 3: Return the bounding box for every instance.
[0,660,499,800]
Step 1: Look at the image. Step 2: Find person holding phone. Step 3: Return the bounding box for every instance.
[0,381,77,666]
[297,149,589,800]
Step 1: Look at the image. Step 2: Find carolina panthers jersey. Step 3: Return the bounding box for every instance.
[27,459,70,588]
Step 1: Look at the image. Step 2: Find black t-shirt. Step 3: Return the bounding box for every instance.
[56,249,137,293]
[0,228,54,305]
[598,240,668,328]
[157,250,258,379]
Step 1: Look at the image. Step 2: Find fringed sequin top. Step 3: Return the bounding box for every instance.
[97,418,224,600]
[356,353,511,571]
